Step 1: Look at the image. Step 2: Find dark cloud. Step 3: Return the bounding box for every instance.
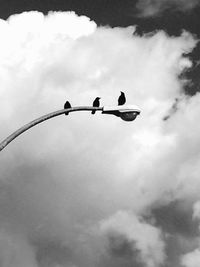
[34,238,73,267]
[152,201,199,237]
[108,233,137,258]
[102,232,143,267]
[180,43,200,95]
[163,98,180,120]
[149,201,199,267]
[136,0,200,18]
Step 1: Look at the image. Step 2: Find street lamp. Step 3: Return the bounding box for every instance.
[102,105,141,121]
[0,105,141,152]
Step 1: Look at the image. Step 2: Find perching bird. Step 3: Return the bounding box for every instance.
[64,100,71,115]
[91,97,101,114]
[118,91,126,105]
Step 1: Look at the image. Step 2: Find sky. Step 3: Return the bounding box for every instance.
[0,1,200,267]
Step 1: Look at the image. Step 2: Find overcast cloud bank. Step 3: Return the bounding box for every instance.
[0,11,199,267]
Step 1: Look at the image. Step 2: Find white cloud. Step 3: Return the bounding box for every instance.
[181,249,200,267]
[0,10,198,267]
[136,0,200,17]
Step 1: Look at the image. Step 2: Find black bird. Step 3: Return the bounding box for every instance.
[64,101,71,115]
[118,91,126,105]
[91,97,101,114]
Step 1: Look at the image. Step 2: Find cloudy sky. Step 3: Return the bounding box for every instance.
[0,1,200,267]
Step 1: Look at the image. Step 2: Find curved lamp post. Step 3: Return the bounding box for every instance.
[0,105,141,152]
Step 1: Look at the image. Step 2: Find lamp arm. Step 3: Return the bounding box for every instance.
[0,106,103,152]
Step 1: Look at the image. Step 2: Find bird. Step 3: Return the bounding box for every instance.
[91,97,101,114]
[118,91,126,105]
[64,100,71,115]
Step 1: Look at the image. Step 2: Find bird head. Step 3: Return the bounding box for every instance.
[97,97,101,99]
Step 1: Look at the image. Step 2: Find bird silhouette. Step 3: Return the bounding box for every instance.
[92,97,101,114]
[118,91,126,105]
[64,101,71,115]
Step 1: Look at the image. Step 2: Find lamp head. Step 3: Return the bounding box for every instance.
[119,112,139,121]
[102,105,141,121]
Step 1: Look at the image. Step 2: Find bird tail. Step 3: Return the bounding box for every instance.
[91,110,96,114]
[65,111,69,115]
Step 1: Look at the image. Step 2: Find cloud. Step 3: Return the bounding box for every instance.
[181,249,200,267]
[0,10,199,267]
[0,230,38,267]
[177,201,200,267]
[136,0,200,17]
[100,211,166,267]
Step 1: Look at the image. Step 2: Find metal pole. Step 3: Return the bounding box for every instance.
[0,106,103,152]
